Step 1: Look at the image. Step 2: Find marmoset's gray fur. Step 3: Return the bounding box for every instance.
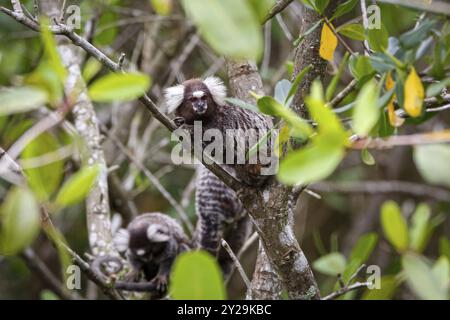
[113,212,190,297]
[164,77,274,278]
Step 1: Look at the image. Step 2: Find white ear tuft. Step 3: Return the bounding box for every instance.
[164,84,185,113]
[204,76,227,106]
[146,225,170,242]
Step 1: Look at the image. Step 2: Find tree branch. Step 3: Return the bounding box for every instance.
[311,180,450,203]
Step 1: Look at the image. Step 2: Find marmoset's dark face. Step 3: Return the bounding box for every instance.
[164,76,227,125]
[177,80,216,123]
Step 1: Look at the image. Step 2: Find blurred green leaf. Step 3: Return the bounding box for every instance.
[306,81,348,142]
[399,19,435,50]
[182,0,262,60]
[226,97,259,113]
[414,144,450,188]
[326,54,349,102]
[402,253,447,300]
[337,23,365,41]
[22,132,64,201]
[82,58,102,83]
[409,203,431,253]
[341,233,378,283]
[440,237,450,261]
[256,96,313,138]
[432,256,449,291]
[39,18,67,82]
[361,149,375,166]
[40,289,60,300]
[380,201,409,252]
[274,79,292,105]
[0,188,40,255]
[362,275,398,300]
[313,252,346,276]
[367,25,389,52]
[278,133,345,185]
[170,251,225,300]
[150,0,173,15]
[286,65,312,105]
[330,0,358,21]
[426,78,450,98]
[0,87,48,116]
[349,55,375,81]
[54,165,101,209]
[88,73,151,102]
[247,0,276,22]
[349,233,378,266]
[353,80,379,136]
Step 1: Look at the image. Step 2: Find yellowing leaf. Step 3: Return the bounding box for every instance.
[320,23,338,62]
[386,72,404,127]
[404,67,424,118]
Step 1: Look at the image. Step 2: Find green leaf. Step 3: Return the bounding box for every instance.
[432,256,449,291]
[349,54,375,81]
[88,73,151,103]
[380,201,409,252]
[0,188,40,255]
[313,252,346,276]
[225,97,259,113]
[341,233,378,283]
[40,18,67,82]
[40,289,60,300]
[367,25,389,52]
[82,58,102,82]
[402,253,447,300]
[247,0,276,22]
[330,0,358,21]
[352,80,379,136]
[256,96,313,138]
[426,78,450,98]
[306,81,348,142]
[0,87,48,116]
[348,233,378,266]
[409,203,431,253]
[310,0,329,14]
[326,54,349,102]
[278,133,345,185]
[399,19,435,50]
[150,0,173,16]
[22,132,64,201]
[440,237,450,261]
[286,65,312,104]
[274,79,292,105]
[182,0,262,60]
[361,149,375,166]
[362,275,398,300]
[170,251,225,300]
[54,165,101,208]
[337,23,365,41]
[414,144,450,188]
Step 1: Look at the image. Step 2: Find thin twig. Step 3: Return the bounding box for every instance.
[311,180,450,203]
[221,239,251,290]
[322,281,371,300]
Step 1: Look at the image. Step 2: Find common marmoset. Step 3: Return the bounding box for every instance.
[165,77,275,187]
[113,212,191,297]
[164,77,273,278]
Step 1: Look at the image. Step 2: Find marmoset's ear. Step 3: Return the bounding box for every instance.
[203,76,227,106]
[164,84,185,113]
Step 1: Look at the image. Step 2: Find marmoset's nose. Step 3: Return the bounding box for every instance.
[193,100,207,114]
